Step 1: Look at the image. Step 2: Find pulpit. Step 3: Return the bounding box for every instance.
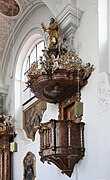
[39,119,85,177]
[26,18,94,177]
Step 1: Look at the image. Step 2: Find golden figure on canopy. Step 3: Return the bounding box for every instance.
[41,17,59,48]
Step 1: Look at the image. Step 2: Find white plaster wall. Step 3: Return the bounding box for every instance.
[13,132,77,180]
[5,4,52,123]
[98,0,109,73]
[73,1,110,180]
[4,5,52,85]
[73,0,99,180]
[4,0,110,180]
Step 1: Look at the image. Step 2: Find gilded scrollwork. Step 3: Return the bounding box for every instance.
[0,114,14,131]
[25,18,94,104]
[26,49,94,84]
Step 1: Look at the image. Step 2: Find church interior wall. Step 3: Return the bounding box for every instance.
[1,0,110,180]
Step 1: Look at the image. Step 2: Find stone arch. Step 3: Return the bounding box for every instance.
[4,4,53,141]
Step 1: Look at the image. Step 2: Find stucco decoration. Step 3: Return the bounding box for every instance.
[57,4,83,38]
[0,0,80,63]
[97,72,110,113]
[47,0,76,12]
[0,0,39,59]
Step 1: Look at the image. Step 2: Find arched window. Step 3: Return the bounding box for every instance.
[22,41,44,104]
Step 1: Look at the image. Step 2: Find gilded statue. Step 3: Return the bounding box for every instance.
[41,17,59,48]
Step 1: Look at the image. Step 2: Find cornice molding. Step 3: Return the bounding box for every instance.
[57,4,83,38]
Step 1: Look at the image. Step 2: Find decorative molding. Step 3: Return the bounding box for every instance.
[97,72,110,113]
[0,0,30,57]
[0,84,9,113]
[1,1,45,81]
[42,0,77,16]
[0,1,44,67]
[57,4,83,38]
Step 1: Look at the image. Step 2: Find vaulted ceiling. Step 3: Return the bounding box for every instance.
[0,0,83,63]
[0,0,39,60]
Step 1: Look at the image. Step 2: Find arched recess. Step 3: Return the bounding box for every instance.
[12,32,43,143]
[4,4,53,141]
[15,33,43,128]
[2,3,52,83]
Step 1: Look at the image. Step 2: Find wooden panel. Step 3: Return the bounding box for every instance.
[39,120,85,177]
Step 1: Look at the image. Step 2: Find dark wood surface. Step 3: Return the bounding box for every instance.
[39,119,85,177]
[0,123,14,180]
[29,69,87,103]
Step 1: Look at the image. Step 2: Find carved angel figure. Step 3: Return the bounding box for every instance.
[39,56,47,74]
[3,114,14,127]
[28,61,38,75]
[52,54,59,72]
[60,37,67,55]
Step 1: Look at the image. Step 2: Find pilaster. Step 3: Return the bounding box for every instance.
[57,4,83,50]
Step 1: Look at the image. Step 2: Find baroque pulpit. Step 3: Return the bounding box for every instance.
[26,18,94,177]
